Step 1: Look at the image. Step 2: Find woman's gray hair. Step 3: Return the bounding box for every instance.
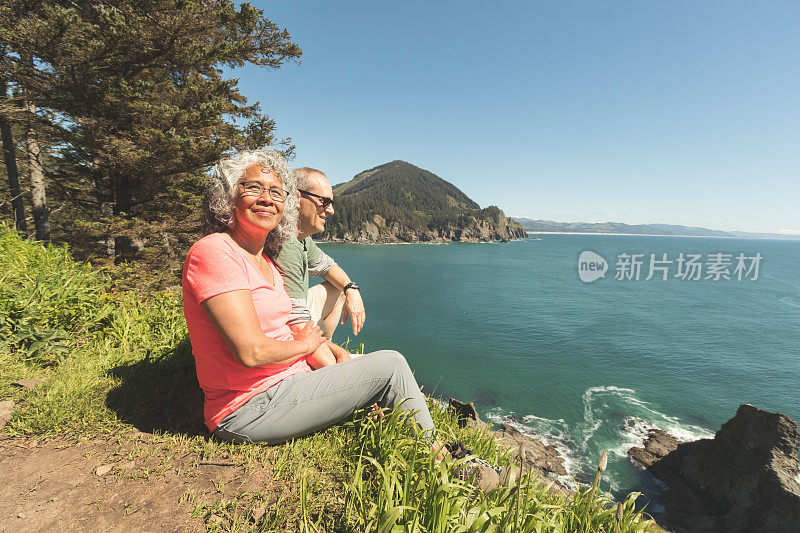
[203,148,298,257]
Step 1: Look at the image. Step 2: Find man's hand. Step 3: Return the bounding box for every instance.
[327,341,352,363]
[341,289,366,335]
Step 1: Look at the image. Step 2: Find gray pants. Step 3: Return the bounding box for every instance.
[213,350,435,444]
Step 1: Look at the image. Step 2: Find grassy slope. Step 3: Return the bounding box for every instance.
[0,225,663,531]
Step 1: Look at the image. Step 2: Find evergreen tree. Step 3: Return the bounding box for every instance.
[0,77,27,235]
[0,0,301,259]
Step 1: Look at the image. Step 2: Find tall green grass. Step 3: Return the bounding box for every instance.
[0,224,187,435]
[0,226,115,366]
[327,406,655,532]
[0,225,662,531]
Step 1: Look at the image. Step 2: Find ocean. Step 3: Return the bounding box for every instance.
[317,234,800,506]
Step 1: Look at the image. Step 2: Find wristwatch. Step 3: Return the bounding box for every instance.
[343,282,360,293]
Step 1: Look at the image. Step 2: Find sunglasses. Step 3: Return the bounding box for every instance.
[299,189,334,210]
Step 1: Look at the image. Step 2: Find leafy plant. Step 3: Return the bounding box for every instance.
[0,225,114,366]
[334,405,658,532]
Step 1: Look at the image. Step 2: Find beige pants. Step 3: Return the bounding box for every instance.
[306,282,345,335]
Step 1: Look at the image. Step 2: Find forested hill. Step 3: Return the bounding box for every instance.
[320,160,526,243]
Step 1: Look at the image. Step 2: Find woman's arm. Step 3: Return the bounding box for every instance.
[202,289,326,368]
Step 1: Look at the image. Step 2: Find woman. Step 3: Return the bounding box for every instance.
[182,149,439,446]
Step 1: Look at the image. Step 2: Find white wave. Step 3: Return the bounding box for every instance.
[523,413,567,424]
[585,385,637,394]
[431,397,448,409]
[485,386,715,494]
[485,408,581,489]
[602,470,622,494]
[584,386,714,449]
[484,407,507,425]
[611,417,654,459]
[764,275,800,309]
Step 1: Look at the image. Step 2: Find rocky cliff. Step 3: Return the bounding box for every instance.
[629,404,800,532]
[335,212,527,244]
[448,399,570,495]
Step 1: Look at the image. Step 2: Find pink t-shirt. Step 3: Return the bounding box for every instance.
[182,233,312,431]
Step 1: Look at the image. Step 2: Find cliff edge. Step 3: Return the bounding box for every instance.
[629,404,800,532]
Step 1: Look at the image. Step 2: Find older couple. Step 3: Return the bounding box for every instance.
[181,149,439,446]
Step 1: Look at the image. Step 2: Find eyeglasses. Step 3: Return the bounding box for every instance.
[299,189,334,210]
[238,181,288,202]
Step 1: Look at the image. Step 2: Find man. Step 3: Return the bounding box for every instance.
[273,167,366,365]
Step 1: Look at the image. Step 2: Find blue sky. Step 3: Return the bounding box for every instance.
[235,1,799,233]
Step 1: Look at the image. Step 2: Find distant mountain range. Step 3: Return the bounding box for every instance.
[512,218,800,240]
[320,160,526,243]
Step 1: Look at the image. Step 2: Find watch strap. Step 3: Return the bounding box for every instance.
[343,282,359,293]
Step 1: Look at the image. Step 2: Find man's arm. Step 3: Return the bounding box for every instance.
[321,264,366,336]
[287,297,314,326]
[306,239,366,336]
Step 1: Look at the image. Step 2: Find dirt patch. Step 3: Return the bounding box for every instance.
[0,433,281,532]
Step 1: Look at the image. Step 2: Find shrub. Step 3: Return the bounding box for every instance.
[0,225,114,366]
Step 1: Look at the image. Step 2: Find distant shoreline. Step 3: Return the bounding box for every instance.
[318,237,526,245]
[528,231,798,240]
[320,232,798,243]
[529,231,730,238]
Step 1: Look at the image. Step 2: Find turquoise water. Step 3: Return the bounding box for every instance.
[318,235,800,502]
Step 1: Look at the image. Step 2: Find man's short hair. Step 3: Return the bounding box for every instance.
[293,167,326,190]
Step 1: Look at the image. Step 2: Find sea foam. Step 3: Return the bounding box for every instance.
[486,386,714,493]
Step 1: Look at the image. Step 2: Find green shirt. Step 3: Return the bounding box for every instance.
[273,236,325,300]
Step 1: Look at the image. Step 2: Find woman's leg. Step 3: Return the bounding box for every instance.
[213,350,434,444]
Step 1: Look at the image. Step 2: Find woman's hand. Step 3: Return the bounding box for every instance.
[293,320,326,354]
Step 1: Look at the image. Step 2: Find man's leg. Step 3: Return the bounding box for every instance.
[213,350,435,445]
[307,281,346,339]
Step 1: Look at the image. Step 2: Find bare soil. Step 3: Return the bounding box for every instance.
[0,433,279,532]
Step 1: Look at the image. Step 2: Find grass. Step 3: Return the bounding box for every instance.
[0,225,665,531]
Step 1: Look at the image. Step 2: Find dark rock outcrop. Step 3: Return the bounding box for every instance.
[448,398,481,428]
[642,404,800,533]
[628,429,680,468]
